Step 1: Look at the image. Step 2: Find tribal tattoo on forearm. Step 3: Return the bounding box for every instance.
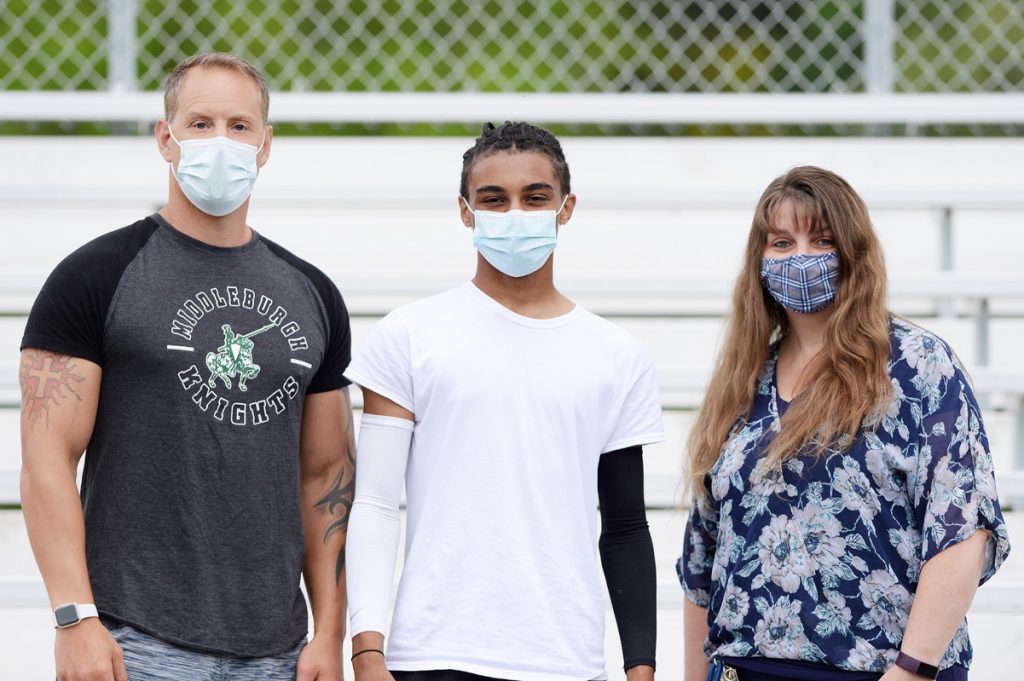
[19,350,84,430]
[314,389,357,584]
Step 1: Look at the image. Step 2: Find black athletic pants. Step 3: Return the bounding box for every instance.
[391,671,504,681]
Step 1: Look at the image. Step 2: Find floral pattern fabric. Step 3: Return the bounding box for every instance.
[678,319,1011,672]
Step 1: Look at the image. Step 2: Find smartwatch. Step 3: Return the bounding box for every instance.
[52,603,99,629]
[895,651,940,679]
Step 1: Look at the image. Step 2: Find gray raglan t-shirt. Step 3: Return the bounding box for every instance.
[21,215,351,656]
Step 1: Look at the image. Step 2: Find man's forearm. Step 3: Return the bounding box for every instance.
[899,530,990,665]
[301,461,352,638]
[299,388,357,641]
[345,407,412,642]
[345,411,412,675]
[600,524,657,670]
[21,458,95,608]
[598,448,657,670]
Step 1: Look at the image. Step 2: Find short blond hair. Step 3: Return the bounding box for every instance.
[163,52,270,124]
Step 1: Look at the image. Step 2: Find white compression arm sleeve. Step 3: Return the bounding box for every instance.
[346,413,414,637]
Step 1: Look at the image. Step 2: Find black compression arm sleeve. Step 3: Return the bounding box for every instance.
[598,445,657,670]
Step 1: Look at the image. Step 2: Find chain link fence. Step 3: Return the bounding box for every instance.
[2,0,1022,134]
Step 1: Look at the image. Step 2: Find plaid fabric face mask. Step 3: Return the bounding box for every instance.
[760,252,840,314]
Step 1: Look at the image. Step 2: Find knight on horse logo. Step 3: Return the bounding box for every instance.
[206,322,275,392]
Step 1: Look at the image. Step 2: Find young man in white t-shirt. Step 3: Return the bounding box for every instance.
[345,122,663,681]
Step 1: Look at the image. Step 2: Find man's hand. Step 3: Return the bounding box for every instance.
[54,618,127,681]
[351,649,393,681]
[295,634,344,681]
[626,663,655,681]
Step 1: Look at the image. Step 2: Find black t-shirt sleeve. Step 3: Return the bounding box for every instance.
[306,274,352,393]
[598,445,657,670]
[262,238,351,394]
[20,219,159,365]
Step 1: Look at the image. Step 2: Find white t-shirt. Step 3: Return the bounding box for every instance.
[344,282,664,681]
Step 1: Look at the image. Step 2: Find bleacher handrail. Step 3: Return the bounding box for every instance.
[1,92,1023,125]
[2,272,1024,316]
[3,183,1024,211]
[2,574,1022,613]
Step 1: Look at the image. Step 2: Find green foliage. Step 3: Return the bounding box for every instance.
[0,0,107,89]
[0,1,1020,135]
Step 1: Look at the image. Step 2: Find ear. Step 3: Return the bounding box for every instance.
[155,120,175,163]
[557,193,577,227]
[256,125,273,169]
[458,195,474,230]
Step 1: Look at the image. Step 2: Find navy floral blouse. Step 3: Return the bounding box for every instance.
[678,319,1011,673]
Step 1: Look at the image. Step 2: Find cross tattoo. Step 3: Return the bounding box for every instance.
[29,356,65,398]
[20,350,84,430]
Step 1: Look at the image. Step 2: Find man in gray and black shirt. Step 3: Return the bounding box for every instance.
[20,53,352,681]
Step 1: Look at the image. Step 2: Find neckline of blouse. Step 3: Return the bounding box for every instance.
[768,344,792,412]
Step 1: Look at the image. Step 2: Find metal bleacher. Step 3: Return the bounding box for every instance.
[2,135,1023,678]
[3,136,1024,506]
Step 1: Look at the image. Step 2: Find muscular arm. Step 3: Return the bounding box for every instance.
[20,349,96,606]
[598,447,656,678]
[880,530,990,680]
[20,348,126,681]
[297,387,356,678]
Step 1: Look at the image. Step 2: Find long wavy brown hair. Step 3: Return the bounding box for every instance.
[687,166,892,502]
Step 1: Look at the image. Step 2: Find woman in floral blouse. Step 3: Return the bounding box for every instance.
[678,166,1010,681]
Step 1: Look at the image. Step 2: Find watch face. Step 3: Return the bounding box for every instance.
[54,604,79,627]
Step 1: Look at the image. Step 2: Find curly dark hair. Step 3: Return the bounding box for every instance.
[459,121,571,199]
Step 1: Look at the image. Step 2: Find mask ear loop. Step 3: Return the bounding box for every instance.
[166,124,183,180]
[554,194,570,225]
[555,194,569,215]
[461,196,478,231]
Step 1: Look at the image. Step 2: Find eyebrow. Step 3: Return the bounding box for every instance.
[181,109,258,124]
[474,181,557,194]
[767,226,833,238]
[523,182,555,192]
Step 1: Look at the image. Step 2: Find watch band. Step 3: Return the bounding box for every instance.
[52,603,99,629]
[895,651,940,679]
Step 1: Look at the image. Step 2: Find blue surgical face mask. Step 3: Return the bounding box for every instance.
[760,252,840,314]
[169,127,264,217]
[464,195,568,278]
